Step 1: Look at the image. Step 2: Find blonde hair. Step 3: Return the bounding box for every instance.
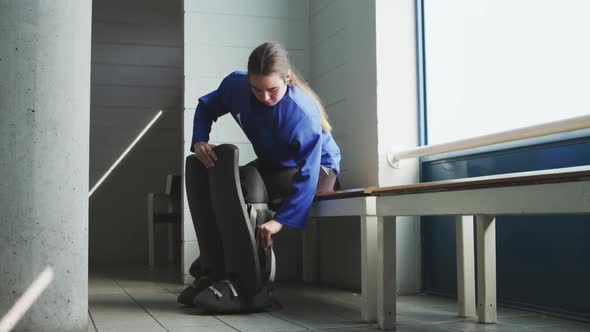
[248,42,332,133]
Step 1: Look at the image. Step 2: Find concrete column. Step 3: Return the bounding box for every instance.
[0,1,92,331]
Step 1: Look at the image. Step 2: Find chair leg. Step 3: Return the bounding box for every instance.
[148,193,155,268]
[167,223,174,264]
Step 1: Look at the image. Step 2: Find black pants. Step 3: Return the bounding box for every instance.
[186,157,337,281]
[249,160,338,206]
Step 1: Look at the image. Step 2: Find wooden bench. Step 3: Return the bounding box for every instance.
[306,165,590,329]
[307,187,471,324]
[373,165,590,329]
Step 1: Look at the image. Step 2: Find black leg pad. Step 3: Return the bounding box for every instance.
[208,144,262,297]
[185,155,226,280]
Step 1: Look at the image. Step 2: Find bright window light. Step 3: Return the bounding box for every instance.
[89,110,164,197]
[424,0,590,144]
[0,266,54,332]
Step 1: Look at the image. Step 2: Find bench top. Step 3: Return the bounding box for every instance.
[374,165,590,196]
[314,187,376,201]
[314,165,590,201]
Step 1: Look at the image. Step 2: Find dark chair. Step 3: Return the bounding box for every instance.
[147,174,181,268]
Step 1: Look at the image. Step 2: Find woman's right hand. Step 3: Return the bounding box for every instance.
[194,142,217,168]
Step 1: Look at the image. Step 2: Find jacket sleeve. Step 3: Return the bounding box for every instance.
[273,116,322,229]
[190,78,231,151]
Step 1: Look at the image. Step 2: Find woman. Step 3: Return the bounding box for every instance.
[181,41,341,311]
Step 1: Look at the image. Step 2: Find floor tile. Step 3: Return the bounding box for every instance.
[397,303,466,325]
[499,313,590,330]
[88,267,590,332]
[440,319,526,332]
[217,312,306,331]
[88,312,99,332]
[98,328,167,332]
[168,326,238,332]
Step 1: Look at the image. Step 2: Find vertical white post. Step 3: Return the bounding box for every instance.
[360,215,378,322]
[456,215,476,318]
[476,215,497,323]
[378,216,396,329]
[302,217,320,283]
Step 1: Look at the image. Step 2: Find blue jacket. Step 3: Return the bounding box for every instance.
[191,71,341,229]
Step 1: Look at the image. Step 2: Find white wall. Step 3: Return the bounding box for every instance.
[308,0,379,290]
[308,0,420,293]
[182,0,310,282]
[310,0,379,189]
[89,0,183,266]
[375,0,421,294]
[311,0,420,190]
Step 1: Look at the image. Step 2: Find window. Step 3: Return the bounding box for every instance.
[423,0,590,145]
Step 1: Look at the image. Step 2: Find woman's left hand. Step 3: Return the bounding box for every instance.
[256,219,283,250]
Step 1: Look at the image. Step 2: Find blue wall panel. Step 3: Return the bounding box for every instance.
[421,138,590,320]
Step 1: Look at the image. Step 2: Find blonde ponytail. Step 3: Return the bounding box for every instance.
[288,67,332,133]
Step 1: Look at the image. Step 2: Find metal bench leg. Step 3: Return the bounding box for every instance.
[378,216,396,330]
[476,215,497,323]
[456,215,476,318]
[360,215,378,322]
[302,217,319,283]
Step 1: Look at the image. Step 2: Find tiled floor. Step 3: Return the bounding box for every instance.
[88,266,590,332]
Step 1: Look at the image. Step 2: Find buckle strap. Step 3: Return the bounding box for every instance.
[208,285,223,298]
[222,280,239,297]
[208,280,239,298]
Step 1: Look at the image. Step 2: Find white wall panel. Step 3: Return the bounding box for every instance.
[185,0,307,19]
[184,46,307,81]
[311,65,349,107]
[208,115,251,144]
[308,0,422,292]
[183,106,250,145]
[310,0,378,189]
[375,0,421,294]
[310,0,336,15]
[309,0,351,46]
[326,103,354,134]
[310,28,349,79]
[184,76,225,109]
[183,47,251,81]
[183,209,196,242]
[184,50,306,108]
[185,14,307,49]
[182,241,200,276]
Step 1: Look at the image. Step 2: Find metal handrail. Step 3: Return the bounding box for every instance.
[387,114,590,168]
